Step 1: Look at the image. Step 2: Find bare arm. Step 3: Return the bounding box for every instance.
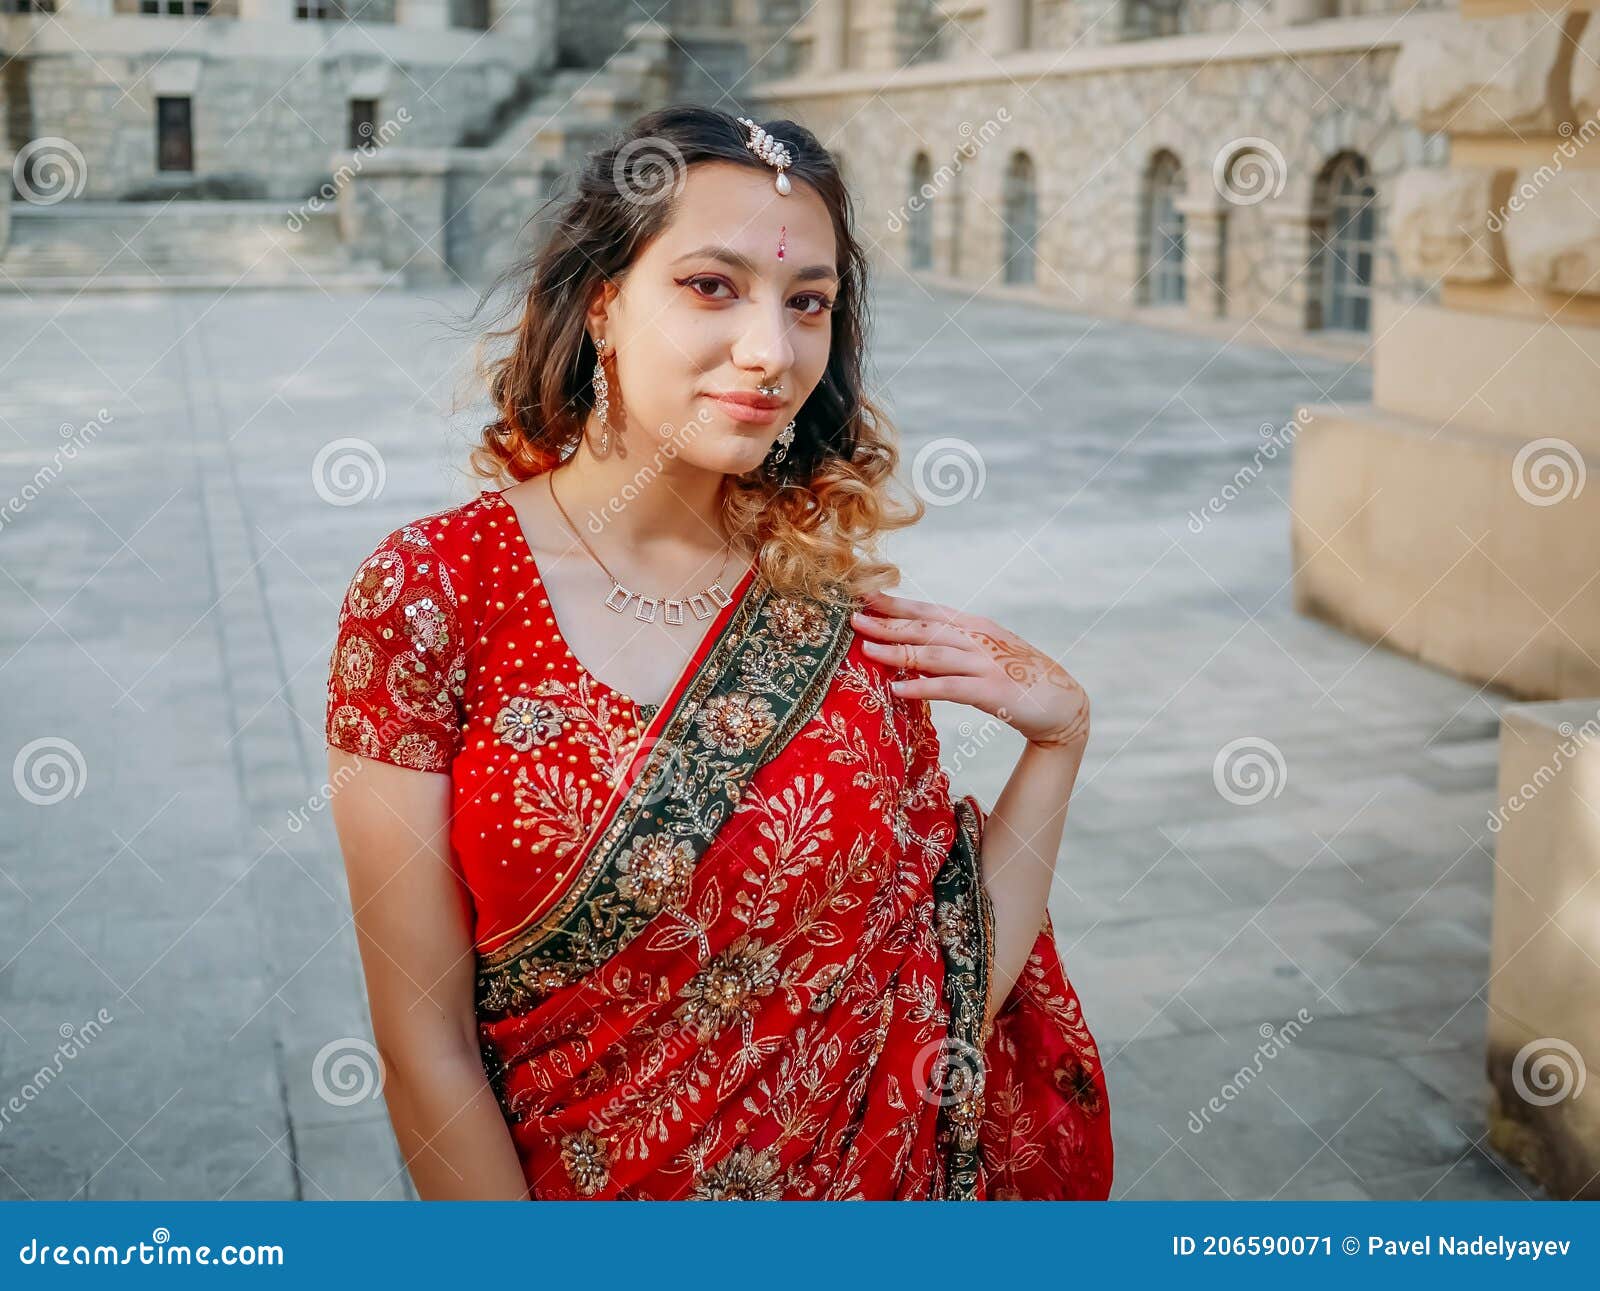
[972,737,1086,1026]
[327,748,530,1200]
[852,589,1092,1034]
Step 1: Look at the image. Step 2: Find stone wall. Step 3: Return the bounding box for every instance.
[756,29,1439,325]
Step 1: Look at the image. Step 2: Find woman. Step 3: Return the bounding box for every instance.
[325,105,1112,1200]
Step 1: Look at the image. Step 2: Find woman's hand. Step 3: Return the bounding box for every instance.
[851,589,1089,751]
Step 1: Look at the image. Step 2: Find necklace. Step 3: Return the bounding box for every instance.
[547,471,737,627]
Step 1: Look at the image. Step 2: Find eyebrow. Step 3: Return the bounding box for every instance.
[671,244,839,285]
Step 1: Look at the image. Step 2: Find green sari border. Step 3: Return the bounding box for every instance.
[932,792,996,1200]
[475,580,858,1021]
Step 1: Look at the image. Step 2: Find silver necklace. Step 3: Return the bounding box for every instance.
[548,472,737,627]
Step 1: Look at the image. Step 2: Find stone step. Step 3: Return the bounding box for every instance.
[1,200,382,291]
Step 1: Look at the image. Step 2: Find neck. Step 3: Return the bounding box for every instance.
[546,424,732,558]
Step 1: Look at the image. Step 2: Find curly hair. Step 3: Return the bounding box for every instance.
[463,104,923,606]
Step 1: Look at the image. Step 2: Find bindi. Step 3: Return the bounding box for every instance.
[776,225,786,261]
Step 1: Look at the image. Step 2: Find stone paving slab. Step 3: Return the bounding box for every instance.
[0,274,1542,1200]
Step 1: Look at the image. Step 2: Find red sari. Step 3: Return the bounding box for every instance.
[325,487,1113,1200]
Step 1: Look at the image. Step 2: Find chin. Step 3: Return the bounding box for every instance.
[679,435,774,478]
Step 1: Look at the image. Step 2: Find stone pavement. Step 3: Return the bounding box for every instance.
[0,271,1541,1200]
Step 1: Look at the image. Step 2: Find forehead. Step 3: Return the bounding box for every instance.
[655,161,837,266]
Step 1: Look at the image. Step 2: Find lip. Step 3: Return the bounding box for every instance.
[704,392,784,424]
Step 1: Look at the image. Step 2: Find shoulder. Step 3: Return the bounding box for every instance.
[335,490,508,632]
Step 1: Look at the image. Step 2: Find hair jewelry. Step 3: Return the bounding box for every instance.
[736,117,794,195]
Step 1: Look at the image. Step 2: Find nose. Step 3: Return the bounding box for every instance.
[730,293,795,384]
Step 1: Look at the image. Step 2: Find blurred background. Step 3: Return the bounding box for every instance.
[1,0,1596,1201]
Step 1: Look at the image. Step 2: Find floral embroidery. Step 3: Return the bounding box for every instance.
[691,1144,784,1199]
[560,1128,611,1197]
[614,832,695,914]
[1052,1056,1105,1117]
[675,934,782,1042]
[763,597,831,648]
[934,900,977,970]
[493,695,565,751]
[694,691,776,755]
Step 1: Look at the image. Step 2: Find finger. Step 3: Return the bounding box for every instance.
[863,589,968,626]
[888,674,991,703]
[851,609,973,650]
[863,640,983,675]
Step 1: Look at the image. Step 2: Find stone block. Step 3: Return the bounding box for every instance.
[1486,698,1600,1199]
[1390,166,1510,283]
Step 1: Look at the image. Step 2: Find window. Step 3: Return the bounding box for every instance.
[450,0,489,27]
[140,0,212,11]
[156,96,193,172]
[296,0,341,17]
[1312,152,1376,332]
[907,153,934,271]
[349,99,378,150]
[1139,150,1186,305]
[1123,0,1183,38]
[1001,151,1037,286]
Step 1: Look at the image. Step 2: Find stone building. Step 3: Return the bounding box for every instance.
[3,0,1440,334]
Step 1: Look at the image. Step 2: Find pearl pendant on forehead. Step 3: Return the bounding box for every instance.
[737,116,794,197]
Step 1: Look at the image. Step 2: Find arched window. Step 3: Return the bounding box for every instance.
[1001,151,1037,286]
[1139,150,1186,305]
[1311,152,1376,332]
[908,153,934,271]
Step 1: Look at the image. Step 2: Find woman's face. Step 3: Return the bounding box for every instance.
[589,159,839,478]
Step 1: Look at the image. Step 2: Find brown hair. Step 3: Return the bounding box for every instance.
[464,104,922,606]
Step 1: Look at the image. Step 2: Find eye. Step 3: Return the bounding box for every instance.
[792,292,835,317]
[680,274,735,300]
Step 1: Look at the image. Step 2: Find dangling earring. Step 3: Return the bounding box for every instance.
[771,419,796,465]
[591,337,611,454]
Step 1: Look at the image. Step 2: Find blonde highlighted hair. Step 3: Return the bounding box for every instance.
[463,104,924,606]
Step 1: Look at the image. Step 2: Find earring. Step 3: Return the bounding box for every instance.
[591,337,611,454]
[771,419,796,465]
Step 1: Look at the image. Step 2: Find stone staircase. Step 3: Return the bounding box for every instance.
[0,200,390,294]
